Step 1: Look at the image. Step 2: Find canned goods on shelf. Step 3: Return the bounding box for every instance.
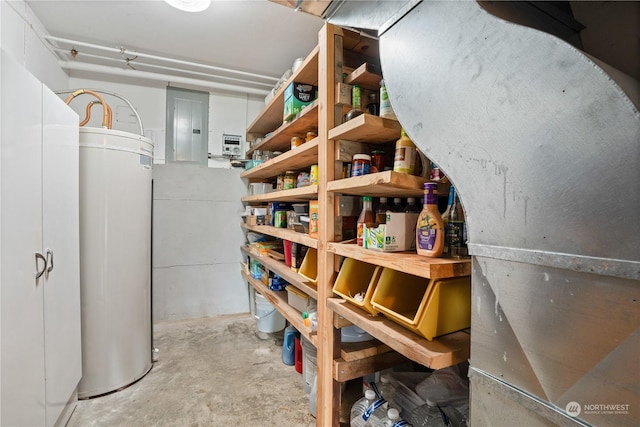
[297,172,310,188]
[306,131,317,142]
[291,136,305,149]
[351,154,371,176]
[310,165,319,185]
[284,171,296,190]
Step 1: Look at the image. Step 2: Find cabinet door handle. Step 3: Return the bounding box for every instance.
[35,252,47,280]
[45,248,54,273]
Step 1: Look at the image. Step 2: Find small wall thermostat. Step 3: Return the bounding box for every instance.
[222,134,243,158]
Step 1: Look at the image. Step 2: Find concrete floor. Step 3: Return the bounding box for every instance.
[67,314,316,427]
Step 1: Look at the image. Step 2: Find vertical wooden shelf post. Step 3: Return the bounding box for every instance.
[317,23,342,426]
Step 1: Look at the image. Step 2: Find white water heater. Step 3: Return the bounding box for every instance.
[77,126,153,398]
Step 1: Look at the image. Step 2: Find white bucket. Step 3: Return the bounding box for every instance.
[255,293,286,333]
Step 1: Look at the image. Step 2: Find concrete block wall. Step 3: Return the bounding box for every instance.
[152,164,249,322]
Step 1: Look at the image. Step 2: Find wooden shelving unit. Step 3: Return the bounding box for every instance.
[327,170,429,198]
[242,271,318,346]
[327,242,472,279]
[328,298,471,372]
[246,45,319,139]
[242,224,318,249]
[241,23,472,426]
[247,101,319,155]
[328,113,401,143]
[241,138,318,180]
[344,62,382,91]
[241,245,318,299]
[241,184,318,203]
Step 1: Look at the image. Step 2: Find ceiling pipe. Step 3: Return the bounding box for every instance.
[44,34,280,83]
[51,47,274,89]
[60,61,271,96]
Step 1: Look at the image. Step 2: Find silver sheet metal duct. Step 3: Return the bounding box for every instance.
[322,1,640,426]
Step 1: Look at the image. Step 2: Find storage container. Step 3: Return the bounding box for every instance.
[255,292,286,334]
[301,336,317,393]
[370,268,471,340]
[298,247,317,285]
[332,258,383,315]
[286,285,310,313]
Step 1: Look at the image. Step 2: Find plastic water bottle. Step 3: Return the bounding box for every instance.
[282,325,297,366]
[351,389,385,427]
[407,398,447,427]
[380,407,412,426]
[372,376,399,409]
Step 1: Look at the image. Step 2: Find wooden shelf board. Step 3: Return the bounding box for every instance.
[247,100,319,155]
[241,245,318,300]
[327,241,471,279]
[328,298,470,370]
[329,113,401,143]
[242,270,318,347]
[340,340,391,362]
[241,224,318,249]
[334,351,410,383]
[241,185,318,203]
[327,170,428,197]
[344,63,382,91]
[241,138,318,180]
[246,45,319,137]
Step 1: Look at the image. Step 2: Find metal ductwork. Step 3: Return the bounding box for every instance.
[319,0,640,425]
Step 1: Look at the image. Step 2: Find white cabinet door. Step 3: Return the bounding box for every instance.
[0,50,46,426]
[42,86,81,426]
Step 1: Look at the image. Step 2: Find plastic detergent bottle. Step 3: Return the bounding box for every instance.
[416,182,444,257]
[282,325,297,366]
[351,389,385,427]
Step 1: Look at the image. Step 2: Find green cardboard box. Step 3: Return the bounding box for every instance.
[283,82,318,122]
[364,212,419,252]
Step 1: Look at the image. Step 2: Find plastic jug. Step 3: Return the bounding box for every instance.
[282,325,298,366]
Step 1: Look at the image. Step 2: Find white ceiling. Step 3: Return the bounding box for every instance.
[25,0,325,95]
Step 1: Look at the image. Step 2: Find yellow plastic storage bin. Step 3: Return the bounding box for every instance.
[298,248,317,285]
[332,258,383,315]
[370,268,471,340]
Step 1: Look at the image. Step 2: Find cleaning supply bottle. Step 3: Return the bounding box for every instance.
[282,325,298,366]
[393,129,417,175]
[416,182,444,257]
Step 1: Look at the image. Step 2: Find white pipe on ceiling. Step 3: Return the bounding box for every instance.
[60,61,271,96]
[45,35,279,83]
[51,47,274,89]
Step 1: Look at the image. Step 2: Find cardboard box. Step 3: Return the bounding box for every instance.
[243,215,266,226]
[283,82,317,122]
[364,212,419,252]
